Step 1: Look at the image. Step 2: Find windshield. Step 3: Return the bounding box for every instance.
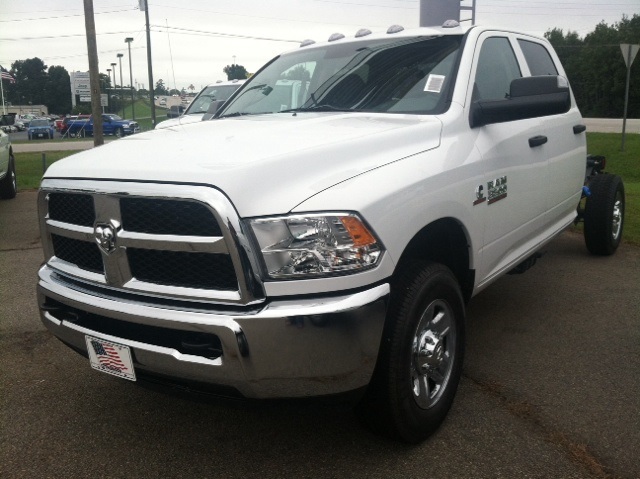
[104,114,123,121]
[30,120,49,127]
[220,35,462,118]
[185,84,242,115]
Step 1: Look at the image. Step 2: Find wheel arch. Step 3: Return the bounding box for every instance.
[394,218,474,303]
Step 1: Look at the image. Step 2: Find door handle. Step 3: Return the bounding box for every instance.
[573,124,587,134]
[528,135,548,148]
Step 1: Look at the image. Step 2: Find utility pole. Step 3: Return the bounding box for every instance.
[125,37,135,120]
[140,0,156,127]
[83,0,104,146]
[117,53,124,118]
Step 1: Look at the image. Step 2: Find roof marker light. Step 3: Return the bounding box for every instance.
[328,33,345,42]
[387,25,404,34]
[300,39,316,47]
[442,19,460,28]
[355,28,372,38]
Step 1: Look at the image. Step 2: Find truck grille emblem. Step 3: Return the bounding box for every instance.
[94,222,118,254]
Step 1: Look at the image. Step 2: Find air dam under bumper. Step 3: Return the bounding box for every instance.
[38,265,389,399]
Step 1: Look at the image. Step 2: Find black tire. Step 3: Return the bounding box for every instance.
[357,261,465,443]
[79,129,86,138]
[115,127,124,138]
[0,153,18,199]
[584,174,624,255]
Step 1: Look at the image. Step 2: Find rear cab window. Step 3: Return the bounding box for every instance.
[518,39,559,76]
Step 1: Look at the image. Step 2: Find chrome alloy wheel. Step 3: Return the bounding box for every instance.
[612,193,623,241]
[411,299,456,409]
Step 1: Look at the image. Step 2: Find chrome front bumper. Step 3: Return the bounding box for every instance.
[38,265,389,398]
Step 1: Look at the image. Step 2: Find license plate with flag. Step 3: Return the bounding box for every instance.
[85,336,136,381]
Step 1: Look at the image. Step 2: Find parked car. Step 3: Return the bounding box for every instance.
[60,115,91,137]
[165,105,186,119]
[65,114,140,138]
[159,98,167,106]
[27,118,55,140]
[156,80,245,129]
[0,128,16,199]
[54,117,65,132]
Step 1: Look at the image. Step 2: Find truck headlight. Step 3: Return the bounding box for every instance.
[249,213,383,279]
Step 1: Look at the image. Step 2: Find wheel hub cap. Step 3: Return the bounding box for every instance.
[411,299,456,410]
[417,330,444,370]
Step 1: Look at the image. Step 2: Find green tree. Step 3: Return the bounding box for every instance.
[45,65,72,114]
[154,79,168,96]
[546,14,640,118]
[223,64,248,80]
[6,57,48,108]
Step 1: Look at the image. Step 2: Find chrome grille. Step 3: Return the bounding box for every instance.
[39,180,264,305]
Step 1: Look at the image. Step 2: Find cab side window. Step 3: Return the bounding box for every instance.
[518,40,559,76]
[474,37,522,101]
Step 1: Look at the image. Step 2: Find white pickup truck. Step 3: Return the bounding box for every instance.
[37,22,625,442]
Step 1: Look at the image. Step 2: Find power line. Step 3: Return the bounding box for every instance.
[0,30,145,42]
[0,8,137,23]
[152,25,302,43]
[147,3,387,28]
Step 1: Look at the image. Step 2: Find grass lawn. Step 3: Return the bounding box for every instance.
[120,98,168,132]
[12,132,640,246]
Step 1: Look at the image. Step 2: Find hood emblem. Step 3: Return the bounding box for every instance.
[94,221,120,255]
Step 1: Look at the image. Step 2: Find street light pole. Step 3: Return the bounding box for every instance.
[125,37,135,120]
[117,53,124,118]
[106,68,112,111]
[140,0,156,127]
[110,62,117,113]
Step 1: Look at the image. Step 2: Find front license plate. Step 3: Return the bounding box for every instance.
[37,133,43,138]
[85,336,136,381]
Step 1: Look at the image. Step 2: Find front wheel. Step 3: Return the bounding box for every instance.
[115,127,124,138]
[584,174,625,255]
[0,153,18,199]
[357,261,465,443]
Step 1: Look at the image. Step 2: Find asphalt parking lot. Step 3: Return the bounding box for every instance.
[1,190,638,479]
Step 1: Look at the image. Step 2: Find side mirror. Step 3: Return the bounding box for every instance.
[202,100,225,121]
[470,75,571,128]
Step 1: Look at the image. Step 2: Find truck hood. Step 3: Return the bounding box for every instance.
[45,113,442,217]
[155,114,204,130]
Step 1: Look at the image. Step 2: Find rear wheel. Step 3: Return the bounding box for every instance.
[584,174,624,255]
[357,261,465,443]
[0,153,17,199]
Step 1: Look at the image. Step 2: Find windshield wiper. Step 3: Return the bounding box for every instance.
[218,112,249,119]
[280,104,354,113]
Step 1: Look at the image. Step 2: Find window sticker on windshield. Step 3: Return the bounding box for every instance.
[424,74,446,93]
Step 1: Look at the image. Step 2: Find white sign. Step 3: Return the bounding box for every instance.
[79,94,109,107]
[620,44,639,68]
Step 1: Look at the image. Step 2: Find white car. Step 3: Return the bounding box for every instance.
[155,79,245,129]
[0,129,17,199]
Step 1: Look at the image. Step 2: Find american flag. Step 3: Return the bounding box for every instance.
[0,65,15,84]
[90,340,128,373]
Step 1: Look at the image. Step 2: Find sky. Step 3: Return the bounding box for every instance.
[1,0,638,93]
